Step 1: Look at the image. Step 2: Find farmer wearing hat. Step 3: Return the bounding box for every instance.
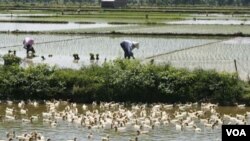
[23,37,36,57]
[120,40,139,59]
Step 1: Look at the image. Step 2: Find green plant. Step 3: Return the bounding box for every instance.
[2,54,21,66]
[90,53,95,60]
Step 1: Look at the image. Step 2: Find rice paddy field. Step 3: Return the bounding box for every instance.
[0,34,217,68]
[145,37,250,80]
[0,33,250,80]
[116,24,250,35]
[0,22,127,32]
[0,6,250,141]
[0,10,249,82]
[0,11,250,35]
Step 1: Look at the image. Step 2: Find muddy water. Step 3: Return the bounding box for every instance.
[1,34,250,79]
[0,22,126,31]
[0,34,216,68]
[0,101,249,141]
[167,19,250,25]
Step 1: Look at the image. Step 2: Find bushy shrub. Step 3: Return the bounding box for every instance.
[2,54,21,66]
[0,65,65,100]
[0,60,246,105]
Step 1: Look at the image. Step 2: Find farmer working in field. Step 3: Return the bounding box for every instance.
[120,40,139,59]
[23,37,36,57]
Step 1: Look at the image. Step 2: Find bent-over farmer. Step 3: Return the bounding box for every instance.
[120,40,139,59]
[23,37,36,57]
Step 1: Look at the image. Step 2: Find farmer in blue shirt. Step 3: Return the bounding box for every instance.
[120,40,139,59]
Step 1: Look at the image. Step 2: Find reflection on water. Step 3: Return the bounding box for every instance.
[0,34,250,79]
[150,37,250,80]
[222,37,250,45]
[0,101,249,141]
[0,34,216,69]
[0,22,124,31]
[167,20,250,25]
[0,13,55,19]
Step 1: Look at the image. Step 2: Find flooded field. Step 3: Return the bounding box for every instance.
[189,13,250,20]
[0,22,127,32]
[0,13,54,20]
[0,101,249,141]
[117,24,250,34]
[0,8,249,141]
[0,34,217,68]
[1,12,250,35]
[0,34,250,79]
[167,19,250,25]
[149,37,250,80]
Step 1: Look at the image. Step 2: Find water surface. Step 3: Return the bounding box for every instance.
[0,101,249,141]
[0,34,216,68]
[167,19,250,25]
[0,22,125,31]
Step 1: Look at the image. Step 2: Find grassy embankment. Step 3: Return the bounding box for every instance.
[0,57,249,105]
[0,9,187,23]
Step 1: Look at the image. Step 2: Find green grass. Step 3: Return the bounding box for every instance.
[0,9,55,14]
[22,13,186,23]
[0,8,188,23]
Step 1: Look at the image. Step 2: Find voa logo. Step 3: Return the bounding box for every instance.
[226,129,246,136]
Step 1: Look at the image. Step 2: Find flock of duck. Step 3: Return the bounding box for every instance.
[0,100,249,141]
